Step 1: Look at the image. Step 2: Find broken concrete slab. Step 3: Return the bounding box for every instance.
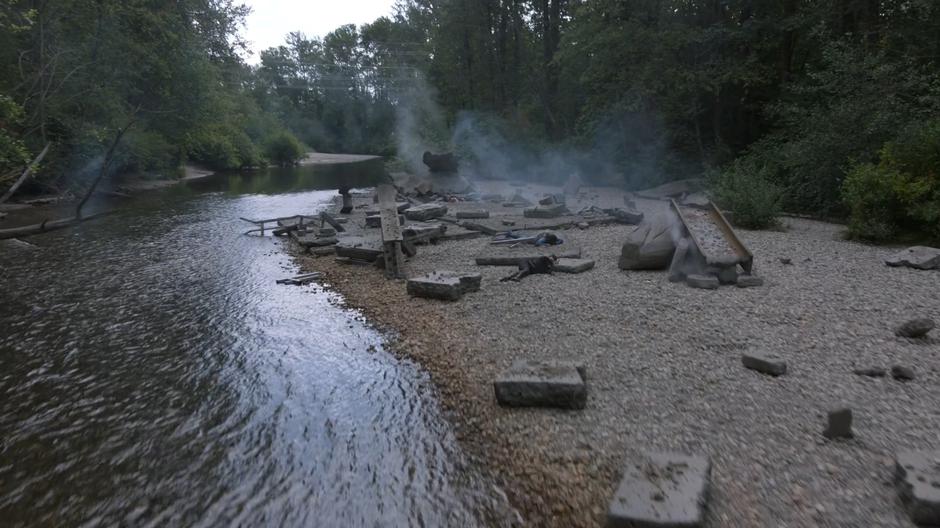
[896,318,936,338]
[404,203,448,221]
[686,274,719,290]
[554,258,595,274]
[885,246,940,270]
[668,238,691,283]
[741,353,787,376]
[523,203,566,218]
[895,450,940,526]
[292,234,338,248]
[607,451,711,528]
[618,213,677,270]
[494,360,587,409]
[456,210,490,219]
[335,237,384,262]
[407,271,482,301]
[823,408,853,439]
[891,365,916,381]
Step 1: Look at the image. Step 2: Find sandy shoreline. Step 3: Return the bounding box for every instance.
[290,182,939,527]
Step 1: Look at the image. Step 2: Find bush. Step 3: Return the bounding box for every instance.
[264,131,304,167]
[711,161,783,229]
[843,120,940,243]
[0,95,29,181]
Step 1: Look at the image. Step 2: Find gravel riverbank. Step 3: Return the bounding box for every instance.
[292,187,940,527]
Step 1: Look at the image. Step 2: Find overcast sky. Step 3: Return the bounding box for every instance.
[241,0,397,63]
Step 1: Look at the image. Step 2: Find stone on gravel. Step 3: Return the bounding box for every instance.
[885,246,940,270]
[742,353,787,376]
[895,450,940,526]
[318,227,336,237]
[618,213,677,270]
[554,258,595,274]
[293,234,338,248]
[404,203,448,221]
[715,266,738,285]
[607,451,711,528]
[853,367,886,378]
[523,203,566,218]
[407,271,482,301]
[456,210,490,219]
[366,214,404,228]
[494,360,586,409]
[891,365,915,381]
[896,318,935,338]
[823,408,853,439]
[687,274,719,290]
[736,274,764,288]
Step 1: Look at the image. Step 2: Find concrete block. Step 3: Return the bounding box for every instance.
[404,203,448,221]
[608,451,711,528]
[523,203,566,218]
[823,408,853,439]
[407,271,481,301]
[686,274,719,290]
[741,353,787,376]
[895,450,940,526]
[554,258,595,274]
[494,360,586,409]
[456,210,490,219]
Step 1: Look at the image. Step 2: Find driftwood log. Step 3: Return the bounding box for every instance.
[0,210,113,240]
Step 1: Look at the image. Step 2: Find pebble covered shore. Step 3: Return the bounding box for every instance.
[293,185,940,527]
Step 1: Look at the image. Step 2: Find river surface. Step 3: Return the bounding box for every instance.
[0,168,514,527]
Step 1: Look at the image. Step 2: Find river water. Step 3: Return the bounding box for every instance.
[0,168,514,527]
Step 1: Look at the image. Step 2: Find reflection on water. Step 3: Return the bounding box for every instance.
[0,169,514,526]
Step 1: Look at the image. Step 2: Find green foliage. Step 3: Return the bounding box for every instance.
[843,121,940,243]
[264,132,304,167]
[0,95,29,181]
[711,161,783,230]
[741,42,940,216]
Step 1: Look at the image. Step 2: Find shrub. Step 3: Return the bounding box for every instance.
[264,131,304,167]
[843,120,940,243]
[711,161,783,229]
[0,95,29,181]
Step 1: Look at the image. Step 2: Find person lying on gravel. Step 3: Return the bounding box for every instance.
[500,256,557,282]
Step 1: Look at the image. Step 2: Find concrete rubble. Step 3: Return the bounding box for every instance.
[407,271,481,301]
[404,203,448,221]
[895,450,940,526]
[741,352,787,376]
[885,246,940,270]
[896,318,936,338]
[608,451,711,528]
[494,360,587,409]
[823,408,854,439]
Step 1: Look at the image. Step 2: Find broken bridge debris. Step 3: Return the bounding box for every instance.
[607,451,711,528]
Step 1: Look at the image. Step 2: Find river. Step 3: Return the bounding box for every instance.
[0,167,515,527]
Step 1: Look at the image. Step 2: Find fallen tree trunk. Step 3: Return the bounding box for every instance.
[0,210,112,240]
[0,143,51,204]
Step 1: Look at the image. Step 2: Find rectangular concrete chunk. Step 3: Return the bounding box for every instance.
[554,258,595,274]
[494,360,586,409]
[896,450,940,526]
[456,210,490,219]
[404,203,448,221]
[407,271,481,301]
[741,352,787,376]
[608,452,711,528]
[523,203,566,218]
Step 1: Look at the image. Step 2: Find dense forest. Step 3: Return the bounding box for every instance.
[2,1,939,241]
